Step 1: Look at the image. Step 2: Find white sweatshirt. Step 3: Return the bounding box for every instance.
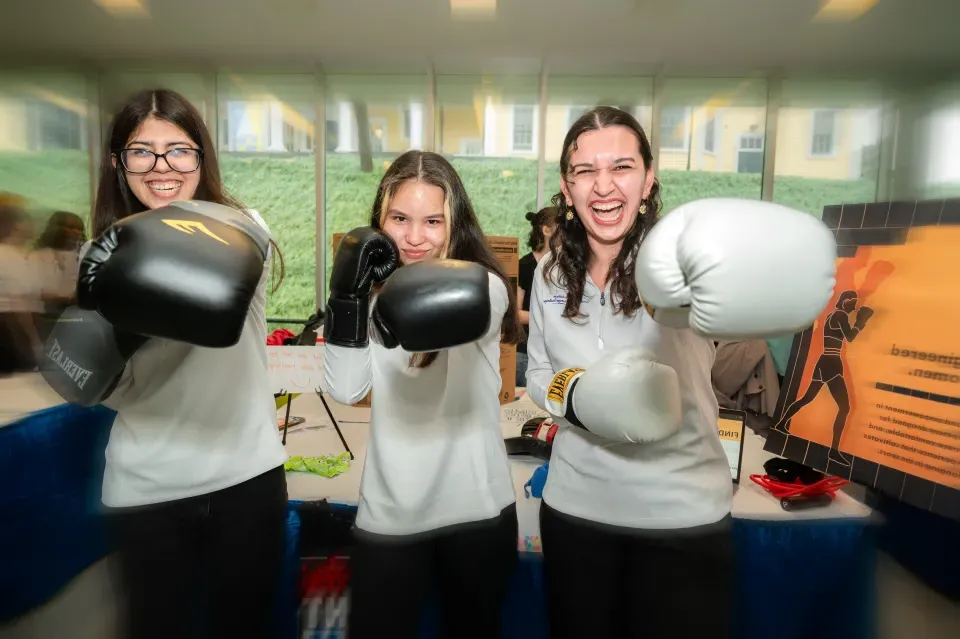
[526,258,732,530]
[323,272,515,536]
[96,210,288,508]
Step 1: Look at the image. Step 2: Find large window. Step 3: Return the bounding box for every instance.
[0,73,92,227]
[217,74,317,321]
[324,74,428,287]
[542,75,654,216]
[773,79,883,216]
[101,72,213,126]
[658,78,768,213]
[919,82,960,199]
[436,75,540,239]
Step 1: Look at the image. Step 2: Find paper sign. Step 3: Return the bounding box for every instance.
[501,394,548,422]
[718,413,744,481]
[268,345,326,395]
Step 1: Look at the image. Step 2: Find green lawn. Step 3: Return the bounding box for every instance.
[1,150,877,323]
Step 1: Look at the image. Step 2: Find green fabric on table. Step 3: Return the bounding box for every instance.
[284,453,352,478]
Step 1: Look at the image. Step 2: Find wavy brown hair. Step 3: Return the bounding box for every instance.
[544,106,662,321]
[93,89,284,293]
[370,150,523,368]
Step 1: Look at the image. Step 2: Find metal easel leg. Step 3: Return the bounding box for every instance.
[316,389,354,460]
[281,393,293,446]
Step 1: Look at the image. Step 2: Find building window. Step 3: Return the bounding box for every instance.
[511,105,535,153]
[737,133,764,174]
[29,101,84,151]
[703,117,716,153]
[367,117,387,154]
[219,115,230,150]
[566,106,592,131]
[283,122,294,152]
[460,139,483,156]
[403,107,411,140]
[660,107,689,151]
[811,109,837,156]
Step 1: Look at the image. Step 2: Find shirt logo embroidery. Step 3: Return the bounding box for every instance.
[543,294,566,305]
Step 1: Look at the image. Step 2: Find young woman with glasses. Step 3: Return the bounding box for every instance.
[92,89,288,639]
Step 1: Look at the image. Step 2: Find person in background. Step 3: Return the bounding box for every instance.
[516,206,557,387]
[85,89,288,639]
[30,211,86,338]
[0,200,41,375]
[323,150,523,639]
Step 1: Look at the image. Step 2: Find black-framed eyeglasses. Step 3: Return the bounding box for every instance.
[115,147,203,174]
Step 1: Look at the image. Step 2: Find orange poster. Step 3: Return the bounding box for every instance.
[766,200,960,519]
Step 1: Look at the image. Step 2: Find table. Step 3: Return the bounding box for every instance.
[1,373,879,639]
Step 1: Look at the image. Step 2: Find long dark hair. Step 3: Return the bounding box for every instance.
[93,88,284,292]
[370,150,523,368]
[544,106,662,321]
[35,211,87,250]
[525,206,558,252]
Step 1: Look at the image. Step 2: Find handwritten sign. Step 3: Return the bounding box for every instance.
[268,345,326,395]
[500,394,549,438]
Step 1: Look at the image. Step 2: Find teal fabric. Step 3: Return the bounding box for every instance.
[766,335,796,376]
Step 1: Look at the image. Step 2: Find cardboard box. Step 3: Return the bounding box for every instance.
[331,232,519,406]
[488,236,519,404]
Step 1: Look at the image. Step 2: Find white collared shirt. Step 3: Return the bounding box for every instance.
[526,256,732,529]
[323,272,515,536]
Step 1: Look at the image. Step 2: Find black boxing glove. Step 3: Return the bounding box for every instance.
[371,260,492,352]
[323,227,399,348]
[79,200,270,348]
[854,306,874,331]
[504,417,557,461]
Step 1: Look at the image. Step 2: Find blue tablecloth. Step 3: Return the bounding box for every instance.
[3,403,879,639]
[294,506,877,639]
[0,404,302,636]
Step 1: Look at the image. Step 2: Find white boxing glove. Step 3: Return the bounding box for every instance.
[545,349,682,443]
[635,198,837,338]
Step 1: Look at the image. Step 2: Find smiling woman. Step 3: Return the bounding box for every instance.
[83,89,292,639]
[93,89,240,237]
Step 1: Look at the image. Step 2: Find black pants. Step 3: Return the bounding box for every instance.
[540,502,735,639]
[108,466,288,639]
[0,312,33,375]
[348,504,518,639]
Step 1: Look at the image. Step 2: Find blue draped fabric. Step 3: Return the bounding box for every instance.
[0,403,116,623]
[872,494,960,601]
[732,518,877,639]
[1,403,304,639]
[277,508,302,639]
[297,503,877,639]
[3,404,879,639]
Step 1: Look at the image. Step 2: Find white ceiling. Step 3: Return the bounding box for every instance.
[1,0,958,75]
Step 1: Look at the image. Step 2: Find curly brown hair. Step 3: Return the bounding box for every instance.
[543,106,662,322]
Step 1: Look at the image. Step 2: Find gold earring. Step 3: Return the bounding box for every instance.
[639,203,647,215]
[565,210,574,221]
